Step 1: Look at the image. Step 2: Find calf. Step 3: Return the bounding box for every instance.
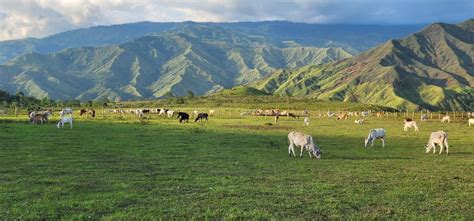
[468,118,474,127]
[425,131,448,155]
[303,117,310,126]
[288,131,321,159]
[441,116,450,123]
[404,119,419,131]
[364,128,386,147]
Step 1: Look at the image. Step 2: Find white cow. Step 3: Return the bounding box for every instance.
[468,118,474,127]
[59,108,73,118]
[167,110,175,118]
[420,114,428,122]
[364,128,386,147]
[303,117,310,126]
[193,110,199,116]
[209,110,215,116]
[327,111,335,118]
[354,119,364,124]
[288,131,321,159]
[361,111,369,117]
[425,131,449,155]
[441,116,450,123]
[57,117,73,129]
[159,109,168,116]
[404,120,419,131]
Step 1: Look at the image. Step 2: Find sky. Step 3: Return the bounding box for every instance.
[0,0,472,41]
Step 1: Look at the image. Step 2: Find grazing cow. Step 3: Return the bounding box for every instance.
[404,119,419,131]
[287,131,321,159]
[142,109,150,114]
[177,112,189,123]
[209,109,215,116]
[80,109,95,118]
[468,118,474,127]
[304,117,310,126]
[57,117,73,129]
[60,108,73,118]
[30,111,51,123]
[364,128,386,147]
[361,111,369,117]
[327,111,335,118]
[425,131,449,155]
[159,109,169,116]
[348,112,354,117]
[337,113,349,120]
[354,119,364,124]
[195,113,209,122]
[441,116,451,123]
[420,114,428,122]
[31,115,47,124]
[167,110,175,118]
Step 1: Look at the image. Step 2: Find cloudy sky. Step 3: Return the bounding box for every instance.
[0,0,472,41]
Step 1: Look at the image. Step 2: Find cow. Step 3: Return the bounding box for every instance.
[404,119,419,131]
[177,112,189,123]
[209,109,215,116]
[159,109,169,116]
[80,109,95,118]
[59,108,73,118]
[31,115,47,124]
[468,118,474,127]
[361,111,369,117]
[421,114,428,122]
[376,112,384,118]
[287,131,321,159]
[364,128,386,147]
[30,111,51,123]
[441,116,451,123]
[337,113,349,120]
[327,111,336,118]
[425,131,449,155]
[304,117,310,126]
[354,119,364,124]
[195,113,209,122]
[57,117,73,129]
[167,110,175,118]
[142,109,150,114]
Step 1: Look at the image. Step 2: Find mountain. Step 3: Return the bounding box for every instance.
[0,25,352,101]
[0,21,423,64]
[256,19,474,111]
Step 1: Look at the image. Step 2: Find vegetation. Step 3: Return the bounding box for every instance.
[256,19,474,111]
[0,104,472,219]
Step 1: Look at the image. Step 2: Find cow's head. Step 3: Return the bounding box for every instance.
[425,144,432,153]
[314,148,322,159]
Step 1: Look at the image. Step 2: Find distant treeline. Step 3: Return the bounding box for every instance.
[0,90,110,110]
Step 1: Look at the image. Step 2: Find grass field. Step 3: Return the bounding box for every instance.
[0,109,473,219]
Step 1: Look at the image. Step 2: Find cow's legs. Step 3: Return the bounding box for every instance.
[307,151,312,158]
[288,143,295,157]
[70,121,73,129]
[300,146,304,158]
[444,139,449,155]
[381,137,385,147]
[432,144,437,154]
[439,143,444,155]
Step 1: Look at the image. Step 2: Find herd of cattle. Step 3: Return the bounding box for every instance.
[2,107,473,158]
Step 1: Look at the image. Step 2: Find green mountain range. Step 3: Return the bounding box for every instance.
[0,21,423,64]
[256,19,474,111]
[0,25,352,101]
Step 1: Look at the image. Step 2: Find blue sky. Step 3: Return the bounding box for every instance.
[0,0,472,41]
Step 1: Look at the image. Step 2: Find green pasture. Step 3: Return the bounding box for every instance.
[0,109,472,219]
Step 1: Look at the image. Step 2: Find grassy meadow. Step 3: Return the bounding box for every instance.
[0,105,473,219]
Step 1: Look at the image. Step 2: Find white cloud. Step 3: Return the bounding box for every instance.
[0,0,472,41]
